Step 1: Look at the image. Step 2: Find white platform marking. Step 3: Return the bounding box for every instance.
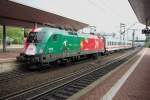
[101,49,146,100]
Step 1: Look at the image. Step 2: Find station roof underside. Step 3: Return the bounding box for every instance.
[0,0,88,30]
[129,0,150,26]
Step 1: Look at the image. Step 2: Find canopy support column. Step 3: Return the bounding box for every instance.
[2,25,6,52]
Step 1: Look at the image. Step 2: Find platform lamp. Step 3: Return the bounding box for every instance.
[142,19,150,47]
[142,27,150,47]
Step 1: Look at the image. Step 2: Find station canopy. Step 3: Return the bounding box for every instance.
[0,0,88,30]
[129,0,150,26]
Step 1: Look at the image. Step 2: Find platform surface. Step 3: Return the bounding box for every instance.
[113,48,150,100]
[76,48,150,100]
[0,45,22,63]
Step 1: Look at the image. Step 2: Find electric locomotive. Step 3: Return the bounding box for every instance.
[17,27,105,65]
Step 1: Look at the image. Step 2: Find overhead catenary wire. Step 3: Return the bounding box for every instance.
[87,0,129,23]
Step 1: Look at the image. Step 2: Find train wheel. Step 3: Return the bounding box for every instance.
[56,59,62,65]
[92,53,98,59]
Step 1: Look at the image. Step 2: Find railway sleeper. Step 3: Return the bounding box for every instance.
[97,72,106,76]
[64,88,79,93]
[74,82,90,87]
[76,80,92,85]
[94,72,106,76]
[55,90,73,96]
[52,93,68,100]
[64,86,79,93]
[81,78,97,82]
[83,76,99,80]
[37,95,55,100]
[73,83,87,87]
[87,74,100,79]
[87,63,95,67]
[69,85,84,90]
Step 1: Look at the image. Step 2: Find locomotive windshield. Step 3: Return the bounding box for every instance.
[27,32,45,43]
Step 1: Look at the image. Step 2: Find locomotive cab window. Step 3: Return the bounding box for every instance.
[27,32,46,43]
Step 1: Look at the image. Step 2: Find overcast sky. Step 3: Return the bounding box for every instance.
[11,0,145,40]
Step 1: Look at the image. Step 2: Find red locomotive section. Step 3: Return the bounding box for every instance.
[80,35,105,52]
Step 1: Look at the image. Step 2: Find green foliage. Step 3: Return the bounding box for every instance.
[0,25,24,44]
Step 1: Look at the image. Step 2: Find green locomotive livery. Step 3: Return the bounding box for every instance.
[17,27,105,65]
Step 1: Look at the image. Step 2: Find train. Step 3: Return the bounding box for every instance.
[17,27,132,65]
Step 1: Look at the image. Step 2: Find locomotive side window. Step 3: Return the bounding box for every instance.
[51,34,58,41]
[68,32,77,35]
[74,32,77,35]
[68,32,74,35]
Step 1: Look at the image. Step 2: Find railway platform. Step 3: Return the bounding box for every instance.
[0,46,22,63]
[69,48,150,100]
[0,47,23,74]
[113,48,150,100]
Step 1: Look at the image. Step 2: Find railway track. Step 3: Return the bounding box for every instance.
[0,49,118,82]
[0,63,34,82]
[0,57,94,82]
[0,48,141,100]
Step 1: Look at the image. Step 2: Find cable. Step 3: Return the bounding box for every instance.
[87,0,123,22]
[100,0,131,23]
